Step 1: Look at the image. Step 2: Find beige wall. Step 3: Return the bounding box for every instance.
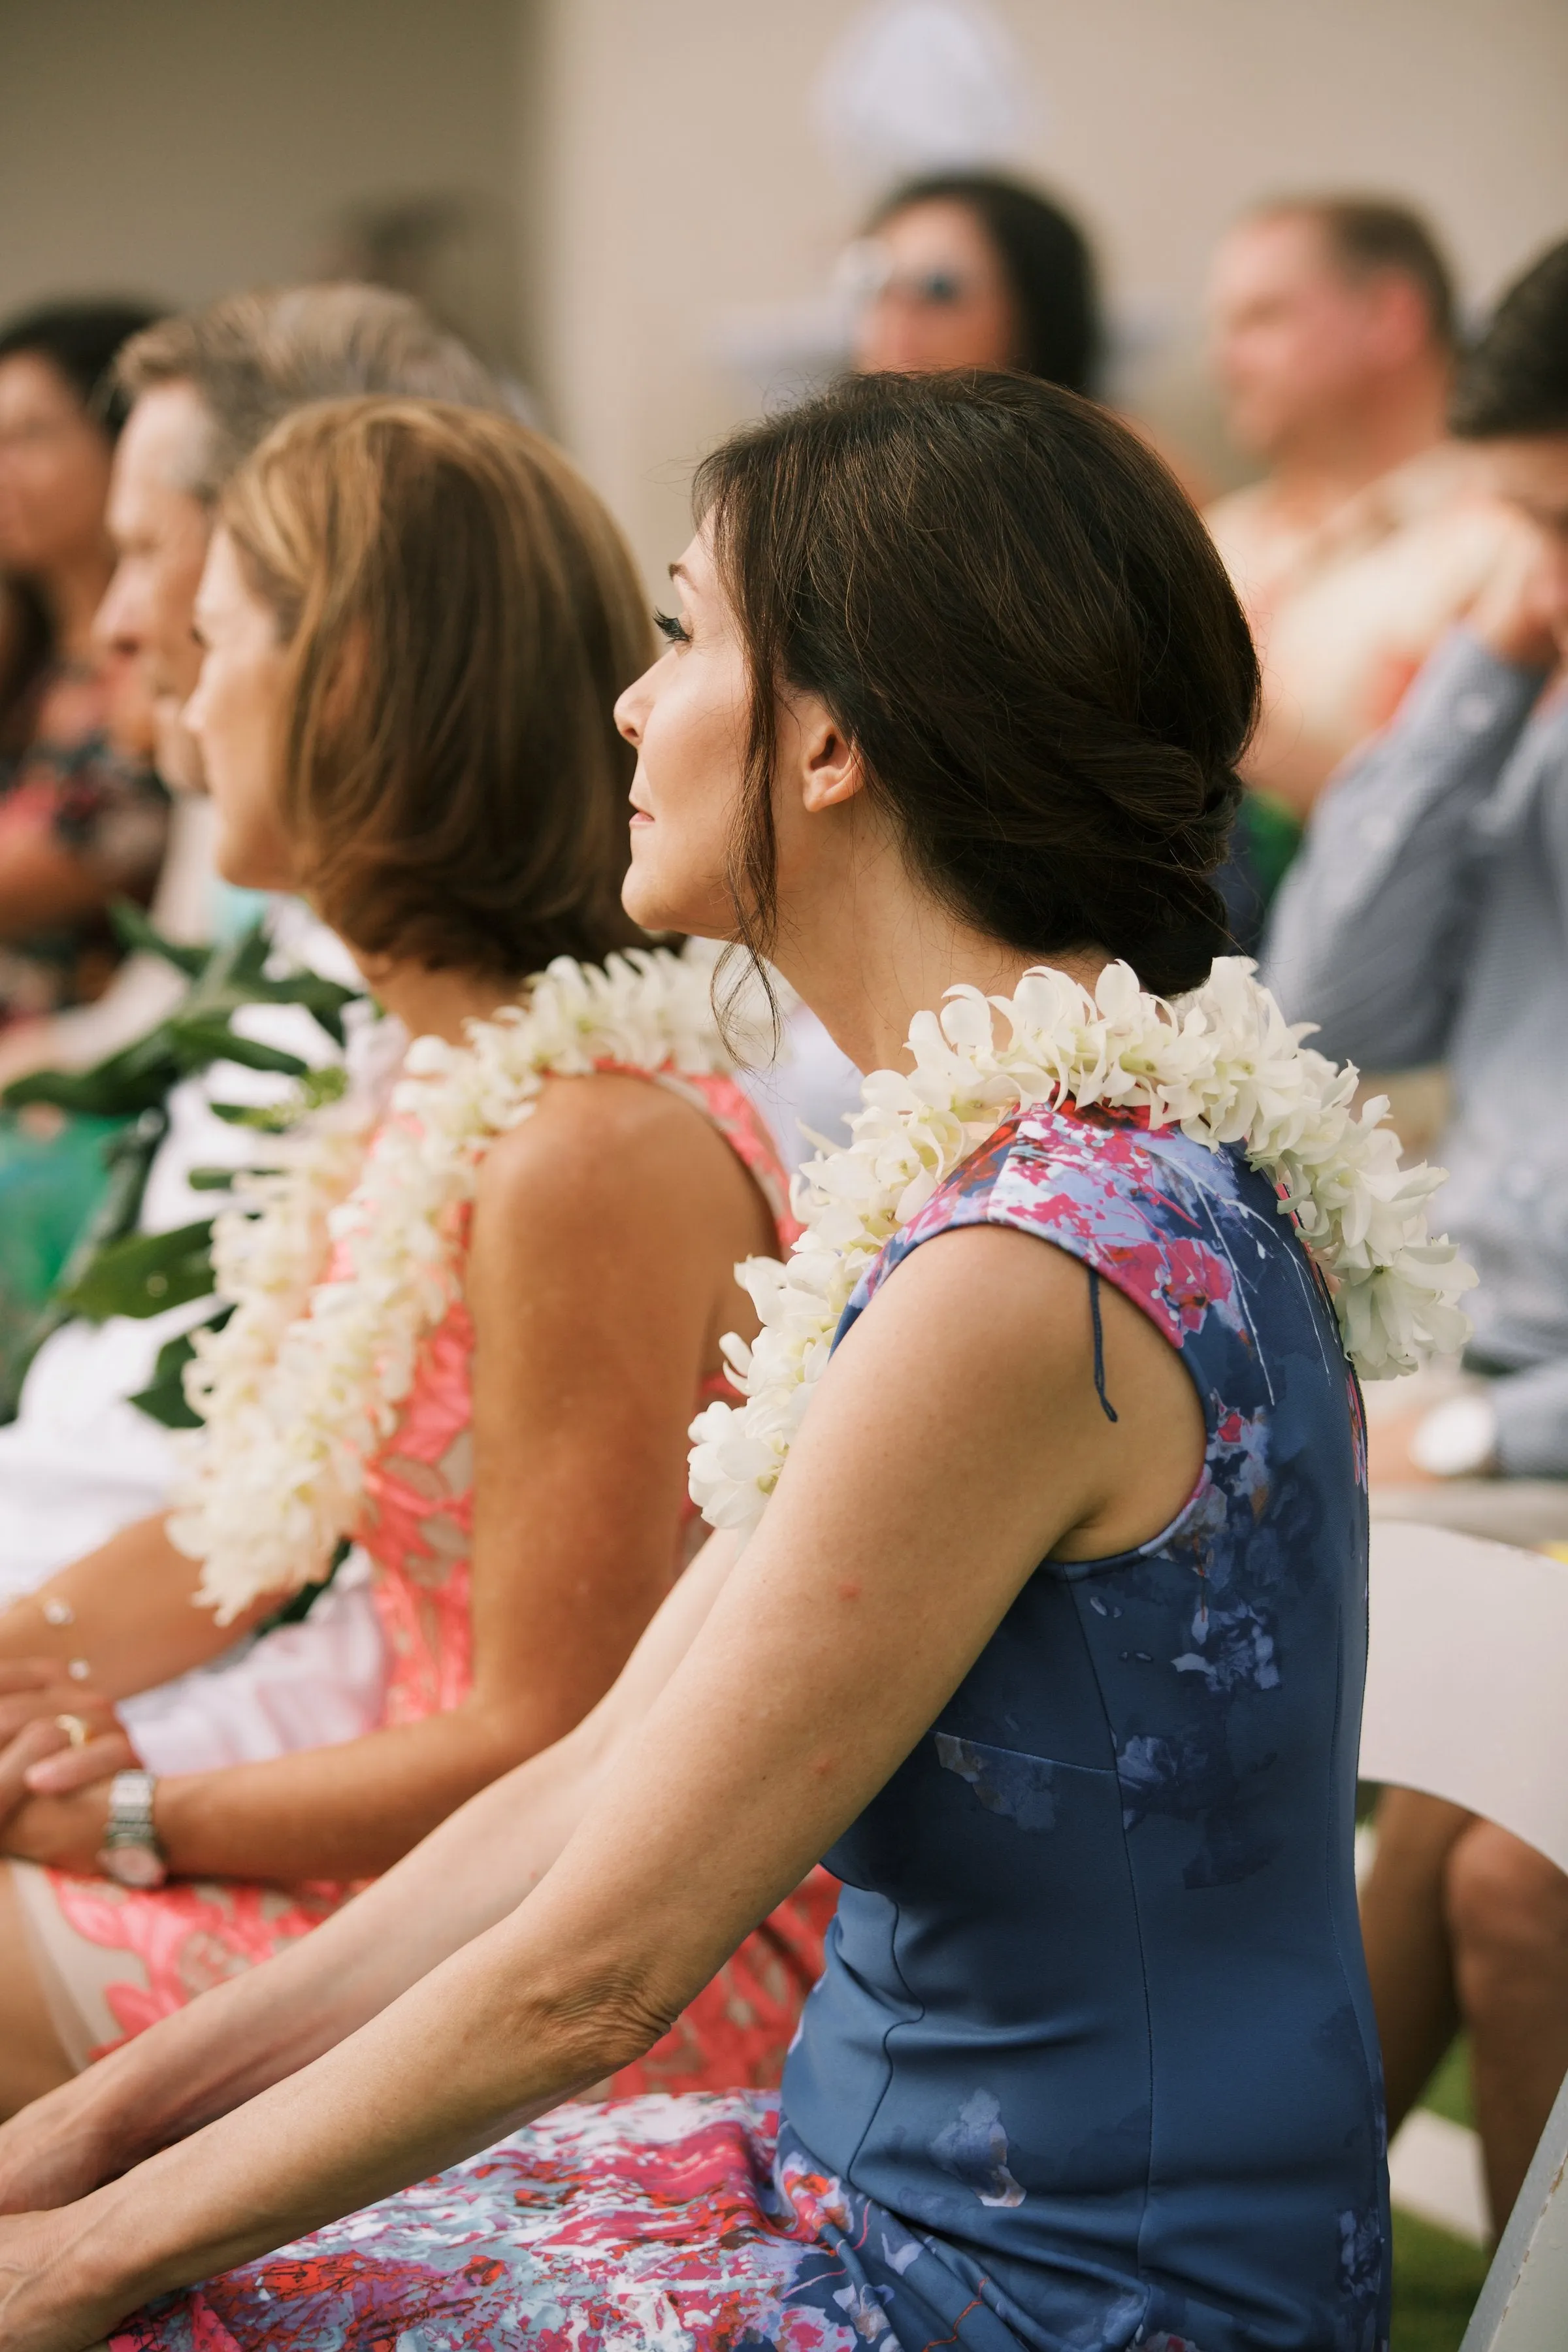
[3,1,1565,589]
[528,0,1568,589]
[0,0,525,367]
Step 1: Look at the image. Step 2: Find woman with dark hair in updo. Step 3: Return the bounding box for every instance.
[0,371,1468,2352]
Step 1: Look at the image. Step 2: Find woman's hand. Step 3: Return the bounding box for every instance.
[0,1776,118,1874]
[0,2071,117,2220]
[1468,509,1565,676]
[0,1527,741,2240]
[0,2205,130,2352]
[1364,1406,1443,1488]
[0,1667,134,1850]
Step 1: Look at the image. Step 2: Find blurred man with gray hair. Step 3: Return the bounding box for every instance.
[1204,198,1516,958]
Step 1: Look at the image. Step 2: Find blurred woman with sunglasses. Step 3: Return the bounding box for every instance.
[847,171,1101,391]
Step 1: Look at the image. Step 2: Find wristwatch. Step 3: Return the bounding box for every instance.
[96,1769,167,1889]
[1409,1394,1499,1480]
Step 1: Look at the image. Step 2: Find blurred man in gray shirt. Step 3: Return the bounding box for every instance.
[1267,242,1568,1498]
[1265,236,1568,2235]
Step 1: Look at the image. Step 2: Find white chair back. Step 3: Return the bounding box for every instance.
[1364,1521,1568,2347]
[1362,1523,1568,1875]
[1459,2065,1568,2352]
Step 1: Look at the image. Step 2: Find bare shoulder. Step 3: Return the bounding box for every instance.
[471,1070,764,1263]
[854,1220,1189,1409]
[867,1220,1094,1365]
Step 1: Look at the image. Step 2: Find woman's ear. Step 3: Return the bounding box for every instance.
[787,692,866,815]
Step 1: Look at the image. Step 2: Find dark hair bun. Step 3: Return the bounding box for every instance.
[698,370,1258,998]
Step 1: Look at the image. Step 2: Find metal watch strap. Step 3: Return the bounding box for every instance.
[96,1768,167,1889]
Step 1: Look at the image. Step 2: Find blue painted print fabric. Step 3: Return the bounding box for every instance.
[783,1100,1386,2352]
[112,1099,1385,2352]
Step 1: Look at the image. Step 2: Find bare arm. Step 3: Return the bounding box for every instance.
[0,1530,742,2215]
[0,1518,259,1701]
[0,1230,1202,2343]
[2,1072,772,1882]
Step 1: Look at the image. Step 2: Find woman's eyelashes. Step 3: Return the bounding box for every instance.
[653,608,691,647]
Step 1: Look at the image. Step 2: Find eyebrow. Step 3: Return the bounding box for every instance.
[668,561,692,585]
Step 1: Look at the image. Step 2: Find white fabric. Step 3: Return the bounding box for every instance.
[118,1548,387,1774]
[737,1002,863,1176]
[0,908,393,1771]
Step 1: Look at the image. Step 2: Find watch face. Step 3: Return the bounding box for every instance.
[97,1843,167,1889]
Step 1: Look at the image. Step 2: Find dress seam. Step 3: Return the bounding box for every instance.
[1073,1581,1158,2333]
[840,1894,923,2193]
[1322,1541,1388,2283]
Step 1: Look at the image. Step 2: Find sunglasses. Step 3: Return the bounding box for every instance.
[835,239,987,310]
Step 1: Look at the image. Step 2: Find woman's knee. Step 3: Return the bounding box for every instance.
[1445,1823,1568,1989]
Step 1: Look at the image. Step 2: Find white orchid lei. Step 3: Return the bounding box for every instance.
[689,956,1477,1535]
[170,949,745,1623]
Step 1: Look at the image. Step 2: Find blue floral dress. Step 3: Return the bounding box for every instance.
[114,1100,1386,2352]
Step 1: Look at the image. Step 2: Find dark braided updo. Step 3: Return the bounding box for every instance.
[696,370,1256,1000]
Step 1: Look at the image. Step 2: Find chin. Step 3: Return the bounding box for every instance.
[214,835,293,894]
[153,715,208,795]
[621,849,699,939]
[624,877,734,943]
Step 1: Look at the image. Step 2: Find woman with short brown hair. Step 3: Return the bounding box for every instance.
[0,396,829,2111]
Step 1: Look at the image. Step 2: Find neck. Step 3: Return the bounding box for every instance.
[768,815,1104,1074]
[356,955,522,1046]
[1262,361,1451,525]
[36,543,115,664]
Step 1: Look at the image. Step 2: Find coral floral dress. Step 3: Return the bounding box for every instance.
[10,1067,836,2087]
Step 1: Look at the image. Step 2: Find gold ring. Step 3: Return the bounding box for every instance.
[54,1712,91,1750]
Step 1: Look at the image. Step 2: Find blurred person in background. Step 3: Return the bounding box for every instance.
[0,302,167,1037]
[0,287,503,1794]
[1206,198,1512,949]
[1265,236,1568,2236]
[848,169,1100,391]
[313,190,535,421]
[757,171,1108,1171]
[0,302,169,1394]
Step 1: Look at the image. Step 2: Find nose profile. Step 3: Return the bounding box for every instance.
[93,559,142,659]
